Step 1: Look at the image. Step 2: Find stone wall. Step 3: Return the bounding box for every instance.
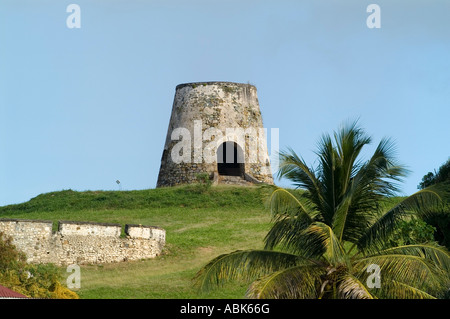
[0,218,165,266]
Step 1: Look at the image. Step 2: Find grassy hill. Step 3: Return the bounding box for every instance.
[1,182,448,299]
[0,185,274,299]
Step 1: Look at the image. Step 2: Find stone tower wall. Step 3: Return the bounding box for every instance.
[157,82,273,187]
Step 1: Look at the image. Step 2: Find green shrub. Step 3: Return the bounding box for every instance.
[425,211,450,250]
[0,232,27,272]
[423,181,450,250]
[189,173,213,193]
[388,218,437,247]
[0,232,79,299]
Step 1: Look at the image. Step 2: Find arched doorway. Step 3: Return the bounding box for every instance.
[217,142,244,177]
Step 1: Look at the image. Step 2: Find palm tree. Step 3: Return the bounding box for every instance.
[194,121,450,299]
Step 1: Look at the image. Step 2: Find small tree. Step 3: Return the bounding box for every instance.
[0,232,79,299]
[0,232,27,272]
[418,158,450,189]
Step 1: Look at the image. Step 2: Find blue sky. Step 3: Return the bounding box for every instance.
[1,0,449,206]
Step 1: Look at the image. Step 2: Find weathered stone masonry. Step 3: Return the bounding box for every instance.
[0,218,165,266]
[157,82,274,187]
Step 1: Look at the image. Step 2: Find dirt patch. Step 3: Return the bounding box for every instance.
[173,221,218,233]
[197,246,215,254]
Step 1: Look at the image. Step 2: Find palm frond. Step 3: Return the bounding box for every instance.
[375,280,437,299]
[264,187,316,254]
[329,137,407,244]
[263,213,315,255]
[302,222,348,266]
[277,148,325,218]
[277,148,320,191]
[377,244,450,273]
[337,273,375,299]
[246,265,325,299]
[266,187,312,219]
[333,119,372,195]
[354,253,448,297]
[265,221,346,263]
[331,192,353,242]
[193,250,312,293]
[357,189,442,253]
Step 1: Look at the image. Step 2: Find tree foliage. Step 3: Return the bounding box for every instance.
[194,121,450,299]
[418,158,450,189]
[417,158,450,251]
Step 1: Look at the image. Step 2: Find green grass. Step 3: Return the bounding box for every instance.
[0,185,273,299]
[2,183,445,299]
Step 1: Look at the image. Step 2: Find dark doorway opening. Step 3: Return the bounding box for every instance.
[217,142,244,176]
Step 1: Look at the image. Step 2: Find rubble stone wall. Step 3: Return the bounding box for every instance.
[0,218,165,265]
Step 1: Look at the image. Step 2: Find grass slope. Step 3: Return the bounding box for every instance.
[1,183,447,299]
[0,185,273,299]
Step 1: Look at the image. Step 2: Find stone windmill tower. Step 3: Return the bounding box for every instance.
[156,81,274,187]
